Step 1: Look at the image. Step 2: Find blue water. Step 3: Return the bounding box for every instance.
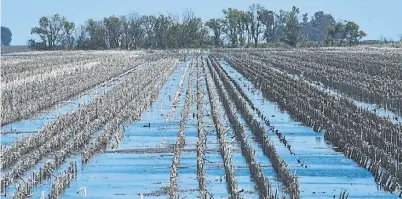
[219,60,399,199]
[1,64,142,145]
[61,59,193,198]
[3,57,398,199]
[264,61,401,125]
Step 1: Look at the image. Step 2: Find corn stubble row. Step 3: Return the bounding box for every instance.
[252,49,402,118]
[169,59,195,199]
[223,52,401,192]
[1,57,178,198]
[208,57,298,199]
[1,51,159,126]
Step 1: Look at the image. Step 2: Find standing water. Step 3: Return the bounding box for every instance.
[219,60,400,199]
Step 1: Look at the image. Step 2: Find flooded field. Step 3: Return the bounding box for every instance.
[1,49,401,199]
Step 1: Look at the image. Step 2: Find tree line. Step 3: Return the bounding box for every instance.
[28,4,367,50]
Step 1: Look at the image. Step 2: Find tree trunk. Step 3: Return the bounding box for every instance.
[254,37,258,48]
[338,36,345,47]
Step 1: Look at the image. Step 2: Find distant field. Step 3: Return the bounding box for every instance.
[1,48,401,199]
[1,46,31,54]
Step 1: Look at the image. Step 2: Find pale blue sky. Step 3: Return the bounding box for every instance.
[1,0,401,45]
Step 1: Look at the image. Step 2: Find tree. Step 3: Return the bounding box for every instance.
[179,10,204,48]
[104,16,122,49]
[259,9,275,44]
[326,26,336,46]
[120,16,130,49]
[28,6,368,50]
[357,30,367,44]
[206,18,225,47]
[326,21,344,46]
[31,14,73,50]
[299,13,309,44]
[75,25,89,50]
[86,18,108,49]
[153,14,172,49]
[236,11,247,46]
[282,6,300,47]
[166,15,181,48]
[344,21,366,46]
[326,20,366,46]
[222,8,242,47]
[63,21,75,49]
[248,4,264,47]
[270,10,288,43]
[140,15,157,48]
[1,26,12,46]
[240,12,252,44]
[122,13,144,50]
[308,11,336,41]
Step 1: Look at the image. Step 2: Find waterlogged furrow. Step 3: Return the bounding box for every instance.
[166,61,190,122]
[229,54,402,164]
[36,59,177,199]
[169,59,195,199]
[204,58,239,199]
[251,51,402,120]
[7,59,176,198]
[81,59,177,164]
[196,58,209,198]
[57,60,187,199]
[11,161,77,199]
[248,54,401,125]
[0,59,153,170]
[46,162,77,199]
[225,55,402,193]
[0,58,175,193]
[1,58,145,139]
[2,53,102,82]
[212,57,302,195]
[213,58,296,158]
[207,57,291,199]
[201,57,231,198]
[1,53,154,125]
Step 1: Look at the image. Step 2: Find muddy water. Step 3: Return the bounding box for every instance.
[219,60,400,199]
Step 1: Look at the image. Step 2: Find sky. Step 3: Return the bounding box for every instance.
[1,0,401,45]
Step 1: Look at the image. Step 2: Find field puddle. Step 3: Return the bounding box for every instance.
[1,63,145,145]
[59,60,192,198]
[219,60,400,199]
[259,60,401,125]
